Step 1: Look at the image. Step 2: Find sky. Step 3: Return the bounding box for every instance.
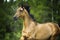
[4,0,16,2]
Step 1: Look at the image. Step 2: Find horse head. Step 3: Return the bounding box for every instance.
[13,6,28,21]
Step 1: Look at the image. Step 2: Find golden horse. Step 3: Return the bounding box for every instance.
[13,6,60,40]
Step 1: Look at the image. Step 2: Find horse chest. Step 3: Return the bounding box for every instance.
[22,23,35,37]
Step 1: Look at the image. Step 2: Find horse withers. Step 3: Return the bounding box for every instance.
[13,6,60,40]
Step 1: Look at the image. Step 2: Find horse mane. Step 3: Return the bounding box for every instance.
[25,7,36,21]
[25,7,35,21]
[18,3,36,21]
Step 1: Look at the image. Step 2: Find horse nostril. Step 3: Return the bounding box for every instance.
[13,17,17,21]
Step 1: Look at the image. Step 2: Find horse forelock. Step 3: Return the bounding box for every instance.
[18,4,35,21]
[18,4,30,13]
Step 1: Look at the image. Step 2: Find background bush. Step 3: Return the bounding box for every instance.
[0,0,60,40]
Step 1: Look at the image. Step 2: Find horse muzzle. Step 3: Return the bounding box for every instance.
[13,16,18,21]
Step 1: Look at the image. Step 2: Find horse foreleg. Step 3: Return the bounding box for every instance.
[50,35,56,40]
[20,36,28,40]
[20,36,25,40]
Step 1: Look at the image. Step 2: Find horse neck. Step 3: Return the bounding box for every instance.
[23,10,34,27]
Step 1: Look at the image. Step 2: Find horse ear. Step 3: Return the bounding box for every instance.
[20,7,24,11]
[23,7,24,10]
[20,6,24,10]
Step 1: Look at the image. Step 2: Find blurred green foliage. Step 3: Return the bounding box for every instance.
[0,0,60,40]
